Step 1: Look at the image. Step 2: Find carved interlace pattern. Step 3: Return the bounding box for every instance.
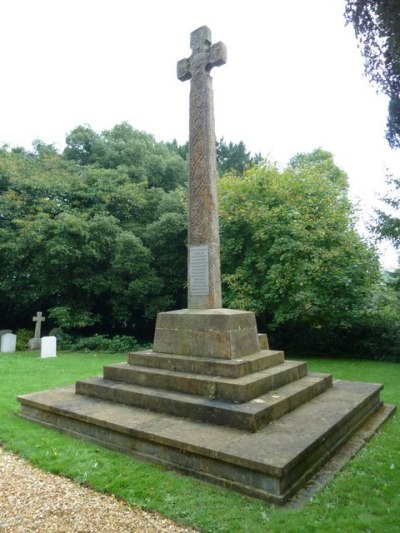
[178,27,226,308]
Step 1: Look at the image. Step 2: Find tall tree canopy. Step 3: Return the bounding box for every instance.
[0,125,188,330]
[216,138,262,176]
[64,122,187,191]
[166,138,261,176]
[1,128,396,357]
[219,150,380,330]
[345,0,400,147]
[375,172,400,249]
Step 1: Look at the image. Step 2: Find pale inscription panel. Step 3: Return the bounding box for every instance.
[189,245,209,296]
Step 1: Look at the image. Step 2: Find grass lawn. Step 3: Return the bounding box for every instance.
[0,351,399,533]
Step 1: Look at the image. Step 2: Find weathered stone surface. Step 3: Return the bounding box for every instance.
[178,26,226,309]
[17,380,394,505]
[103,360,308,403]
[258,333,269,350]
[32,311,45,338]
[75,372,332,432]
[27,311,46,351]
[27,338,41,351]
[0,329,12,338]
[153,309,260,358]
[128,349,284,378]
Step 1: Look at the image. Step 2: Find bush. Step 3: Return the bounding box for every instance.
[57,333,151,353]
[270,318,400,362]
[15,329,32,351]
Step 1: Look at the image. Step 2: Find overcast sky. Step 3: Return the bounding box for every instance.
[1,0,399,268]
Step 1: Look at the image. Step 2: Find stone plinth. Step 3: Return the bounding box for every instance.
[28,338,41,351]
[1,333,16,353]
[258,333,269,350]
[153,308,260,359]
[41,336,57,358]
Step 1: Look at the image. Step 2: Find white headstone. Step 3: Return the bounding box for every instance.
[41,336,57,358]
[1,333,17,353]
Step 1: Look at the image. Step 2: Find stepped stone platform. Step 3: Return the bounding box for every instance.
[17,309,395,505]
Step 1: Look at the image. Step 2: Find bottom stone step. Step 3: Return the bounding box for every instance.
[17,380,390,505]
[75,372,332,431]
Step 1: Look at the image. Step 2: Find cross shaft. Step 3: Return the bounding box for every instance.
[177,26,226,309]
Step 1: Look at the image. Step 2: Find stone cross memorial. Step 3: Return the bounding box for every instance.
[153,26,259,358]
[17,26,393,507]
[33,311,45,338]
[28,311,46,350]
[177,26,226,309]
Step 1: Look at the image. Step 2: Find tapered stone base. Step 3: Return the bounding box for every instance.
[153,308,260,358]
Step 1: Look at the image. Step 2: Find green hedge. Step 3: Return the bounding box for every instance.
[57,333,151,353]
[270,319,400,361]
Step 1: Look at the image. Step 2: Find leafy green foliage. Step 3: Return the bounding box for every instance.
[64,122,187,191]
[288,148,349,191]
[165,139,189,161]
[219,152,380,331]
[15,329,31,351]
[1,128,397,358]
[57,334,150,352]
[374,173,400,250]
[345,0,400,147]
[216,137,262,176]
[0,126,188,331]
[48,307,101,329]
[272,319,400,362]
[373,173,399,286]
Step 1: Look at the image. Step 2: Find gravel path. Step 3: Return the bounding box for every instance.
[0,448,199,533]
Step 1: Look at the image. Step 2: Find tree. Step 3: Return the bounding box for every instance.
[64,122,188,191]
[164,137,262,176]
[219,154,380,331]
[63,125,102,165]
[374,172,400,249]
[216,137,262,176]
[345,0,400,147]
[0,129,188,331]
[165,139,189,161]
[288,148,349,191]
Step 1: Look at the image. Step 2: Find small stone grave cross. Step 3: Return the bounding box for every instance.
[177,26,226,309]
[33,311,45,338]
